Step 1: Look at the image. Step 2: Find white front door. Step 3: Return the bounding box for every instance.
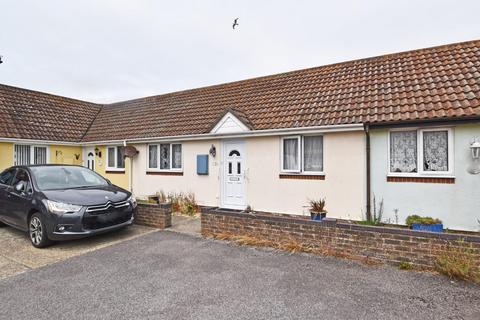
[222,140,246,210]
[83,147,96,171]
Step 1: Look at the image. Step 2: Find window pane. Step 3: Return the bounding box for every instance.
[160,144,170,169]
[117,147,125,169]
[237,162,241,174]
[0,169,15,185]
[423,131,448,171]
[172,144,182,169]
[283,138,299,171]
[15,145,31,165]
[304,136,323,172]
[108,147,116,168]
[390,131,417,173]
[149,145,158,168]
[34,147,47,165]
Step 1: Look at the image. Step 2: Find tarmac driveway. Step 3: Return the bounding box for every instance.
[0,224,155,280]
[1,231,479,320]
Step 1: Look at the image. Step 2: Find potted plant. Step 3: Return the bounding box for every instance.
[406,215,443,233]
[308,198,327,221]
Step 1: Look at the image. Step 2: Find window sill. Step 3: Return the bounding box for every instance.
[279,173,325,180]
[106,170,125,174]
[146,171,184,176]
[386,176,455,184]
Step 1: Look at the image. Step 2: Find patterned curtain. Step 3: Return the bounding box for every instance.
[390,131,417,173]
[160,144,170,169]
[423,131,448,171]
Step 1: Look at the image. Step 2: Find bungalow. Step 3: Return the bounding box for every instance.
[0,39,479,230]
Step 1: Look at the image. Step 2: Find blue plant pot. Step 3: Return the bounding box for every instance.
[310,212,326,221]
[412,223,443,233]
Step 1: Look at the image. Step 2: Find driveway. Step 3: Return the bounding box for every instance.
[1,231,479,320]
[0,225,155,280]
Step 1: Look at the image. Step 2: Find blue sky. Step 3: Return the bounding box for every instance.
[0,0,479,103]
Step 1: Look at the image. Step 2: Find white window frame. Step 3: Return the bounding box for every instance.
[388,127,454,178]
[106,146,125,171]
[280,135,324,175]
[302,135,325,174]
[13,144,50,166]
[281,136,301,173]
[147,143,183,172]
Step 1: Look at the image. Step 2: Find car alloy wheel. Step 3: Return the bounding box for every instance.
[29,216,43,245]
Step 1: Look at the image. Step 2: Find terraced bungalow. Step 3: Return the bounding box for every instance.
[1,39,479,230]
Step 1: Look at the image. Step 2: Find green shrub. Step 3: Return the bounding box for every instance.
[167,192,199,216]
[436,240,480,284]
[406,215,442,226]
[398,261,413,270]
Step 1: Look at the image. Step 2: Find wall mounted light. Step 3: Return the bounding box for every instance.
[209,144,216,157]
[471,140,480,160]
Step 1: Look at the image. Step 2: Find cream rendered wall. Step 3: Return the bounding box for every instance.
[131,132,366,219]
[131,140,221,206]
[0,142,14,171]
[246,132,366,219]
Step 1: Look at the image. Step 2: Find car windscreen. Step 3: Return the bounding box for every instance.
[30,166,109,191]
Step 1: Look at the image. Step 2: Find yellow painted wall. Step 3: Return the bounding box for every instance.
[0,142,14,171]
[94,146,130,191]
[49,145,83,165]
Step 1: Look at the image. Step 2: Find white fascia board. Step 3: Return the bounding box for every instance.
[0,124,364,146]
[81,123,364,145]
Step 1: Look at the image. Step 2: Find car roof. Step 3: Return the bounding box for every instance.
[10,164,85,170]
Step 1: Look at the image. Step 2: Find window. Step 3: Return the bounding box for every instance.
[14,145,48,165]
[148,143,182,171]
[389,128,453,176]
[0,169,16,185]
[11,169,32,194]
[281,135,323,174]
[106,146,125,170]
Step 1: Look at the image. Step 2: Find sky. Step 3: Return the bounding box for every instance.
[0,0,479,103]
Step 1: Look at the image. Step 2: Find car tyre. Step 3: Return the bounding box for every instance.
[29,213,52,248]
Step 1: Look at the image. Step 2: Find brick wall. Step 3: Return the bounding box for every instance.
[201,208,480,271]
[135,203,172,229]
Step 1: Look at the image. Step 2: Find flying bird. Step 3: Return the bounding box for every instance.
[232,18,239,29]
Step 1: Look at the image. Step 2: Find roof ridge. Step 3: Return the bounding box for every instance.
[104,38,480,106]
[0,83,101,106]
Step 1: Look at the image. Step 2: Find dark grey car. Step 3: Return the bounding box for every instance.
[0,165,136,248]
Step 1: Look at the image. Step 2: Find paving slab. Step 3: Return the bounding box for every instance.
[170,213,201,236]
[0,224,156,280]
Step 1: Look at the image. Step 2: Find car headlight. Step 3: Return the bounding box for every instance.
[45,200,83,215]
[128,196,137,209]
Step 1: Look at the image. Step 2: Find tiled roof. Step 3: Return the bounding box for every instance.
[1,39,479,143]
[0,85,101,142]
[82,39,480,142]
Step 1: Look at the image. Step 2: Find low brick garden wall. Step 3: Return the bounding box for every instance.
[201,207,480,272]
[135,203,172,229]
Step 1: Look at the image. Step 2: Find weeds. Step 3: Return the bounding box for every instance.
[398,261,413,270]
[165,191,199,216]
[436,240,480,284]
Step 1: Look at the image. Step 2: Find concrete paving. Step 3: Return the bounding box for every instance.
[170,213,201,236]
[1,231,479,320]
[0,224,155,280]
